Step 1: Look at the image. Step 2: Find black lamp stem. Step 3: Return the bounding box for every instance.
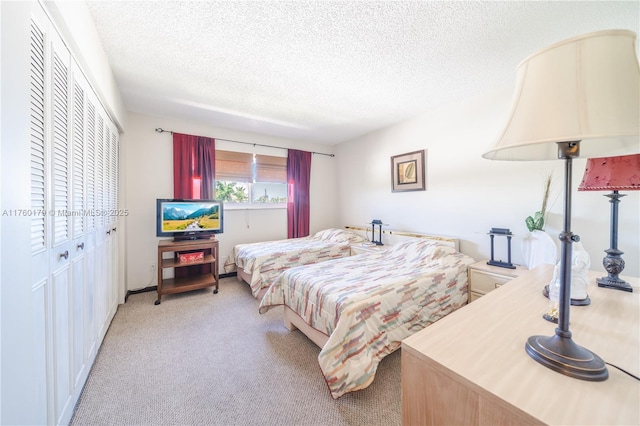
[609,191,622,250]
[524,142,608,381]
[597,190,632,292]
[557,154,573,334]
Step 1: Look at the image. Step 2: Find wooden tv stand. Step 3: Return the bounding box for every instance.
[156,238,219,305]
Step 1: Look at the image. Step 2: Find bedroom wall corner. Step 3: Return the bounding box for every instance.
[335,87,640,278]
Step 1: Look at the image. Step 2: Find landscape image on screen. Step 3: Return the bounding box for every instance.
[161,202,221,233]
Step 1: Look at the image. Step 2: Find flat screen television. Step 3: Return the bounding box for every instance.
[156,199,223,240]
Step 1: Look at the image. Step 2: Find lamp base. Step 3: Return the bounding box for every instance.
[525,334,608,381]
[543,285,591,305]
[597,276,632,292]
[487,260,516,269]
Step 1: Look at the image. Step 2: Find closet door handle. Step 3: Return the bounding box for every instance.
[106,230,111,235]
[77,242,85,250]
[59,250,69,260]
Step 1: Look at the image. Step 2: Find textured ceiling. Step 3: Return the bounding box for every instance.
[85,1,639,144]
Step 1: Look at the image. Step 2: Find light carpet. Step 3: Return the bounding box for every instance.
[70,277,401,425]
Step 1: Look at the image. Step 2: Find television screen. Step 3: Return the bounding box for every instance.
[156,199,223,239]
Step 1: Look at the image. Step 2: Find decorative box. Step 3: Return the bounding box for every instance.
[178,250,204,264]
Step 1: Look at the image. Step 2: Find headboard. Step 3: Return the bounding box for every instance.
[345,226,459,251]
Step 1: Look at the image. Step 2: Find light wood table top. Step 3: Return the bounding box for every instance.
[403,264,640,425]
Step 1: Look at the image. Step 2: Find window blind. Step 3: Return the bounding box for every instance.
[255,154,287,183]
[215,150,252,181]
[215,150,287,183]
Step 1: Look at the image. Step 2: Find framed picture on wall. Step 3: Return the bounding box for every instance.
[390,150,426,192]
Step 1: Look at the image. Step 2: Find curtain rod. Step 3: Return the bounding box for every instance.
[155,128,335,157]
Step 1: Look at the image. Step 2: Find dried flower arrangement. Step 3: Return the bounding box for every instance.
[525,174,552,232]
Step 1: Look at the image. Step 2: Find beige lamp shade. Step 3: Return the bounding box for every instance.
[483,30,640,161]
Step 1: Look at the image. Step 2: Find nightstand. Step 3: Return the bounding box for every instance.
[350,243,388,256]
[467,260,527,302]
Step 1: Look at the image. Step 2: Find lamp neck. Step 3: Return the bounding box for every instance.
[556,141,580,159]
[557,150,579,335]
[604,190,625,200]
[606,190,624,251]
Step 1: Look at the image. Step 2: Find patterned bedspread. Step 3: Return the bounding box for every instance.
[258,239,473,399]
[224,228,368,297]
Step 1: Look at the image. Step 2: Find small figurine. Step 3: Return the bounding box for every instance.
[569,242,591,300]
[546,242,591,322]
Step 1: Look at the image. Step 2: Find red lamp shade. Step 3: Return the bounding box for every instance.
[578,154,640,191]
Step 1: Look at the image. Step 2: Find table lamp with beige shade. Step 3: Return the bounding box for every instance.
[483,30,639,381]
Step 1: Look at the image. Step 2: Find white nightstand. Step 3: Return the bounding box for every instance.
[350,243,388,256]
[467,260,528,302]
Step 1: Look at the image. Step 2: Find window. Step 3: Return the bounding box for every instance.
[215,150,287,207]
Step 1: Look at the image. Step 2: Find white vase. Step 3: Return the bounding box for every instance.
[521,230,558,270]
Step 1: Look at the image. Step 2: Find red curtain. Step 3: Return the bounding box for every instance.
[172,133,215,276]
[287,149,312,238]
[173,133,215,199]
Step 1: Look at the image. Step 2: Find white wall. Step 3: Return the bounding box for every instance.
[337,86,640,278]
[121,111,337,291]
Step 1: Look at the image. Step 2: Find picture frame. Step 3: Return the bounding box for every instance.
[390,150,426,192]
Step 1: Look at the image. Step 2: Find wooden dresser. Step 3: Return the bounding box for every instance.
[402,264,639,425]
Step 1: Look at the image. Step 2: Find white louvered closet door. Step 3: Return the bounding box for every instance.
[29,12,50,426]
[70,60,90,397]
[83,90,99,370]
[108,125,120,312]
[102,112,112,327]
[48,24,76,426]
[29,5,75,424]
[28,3,119,425]
[94,110,108,334]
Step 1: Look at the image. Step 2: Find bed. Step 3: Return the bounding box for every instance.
[258,238,474,399]
[223,228,369,298]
